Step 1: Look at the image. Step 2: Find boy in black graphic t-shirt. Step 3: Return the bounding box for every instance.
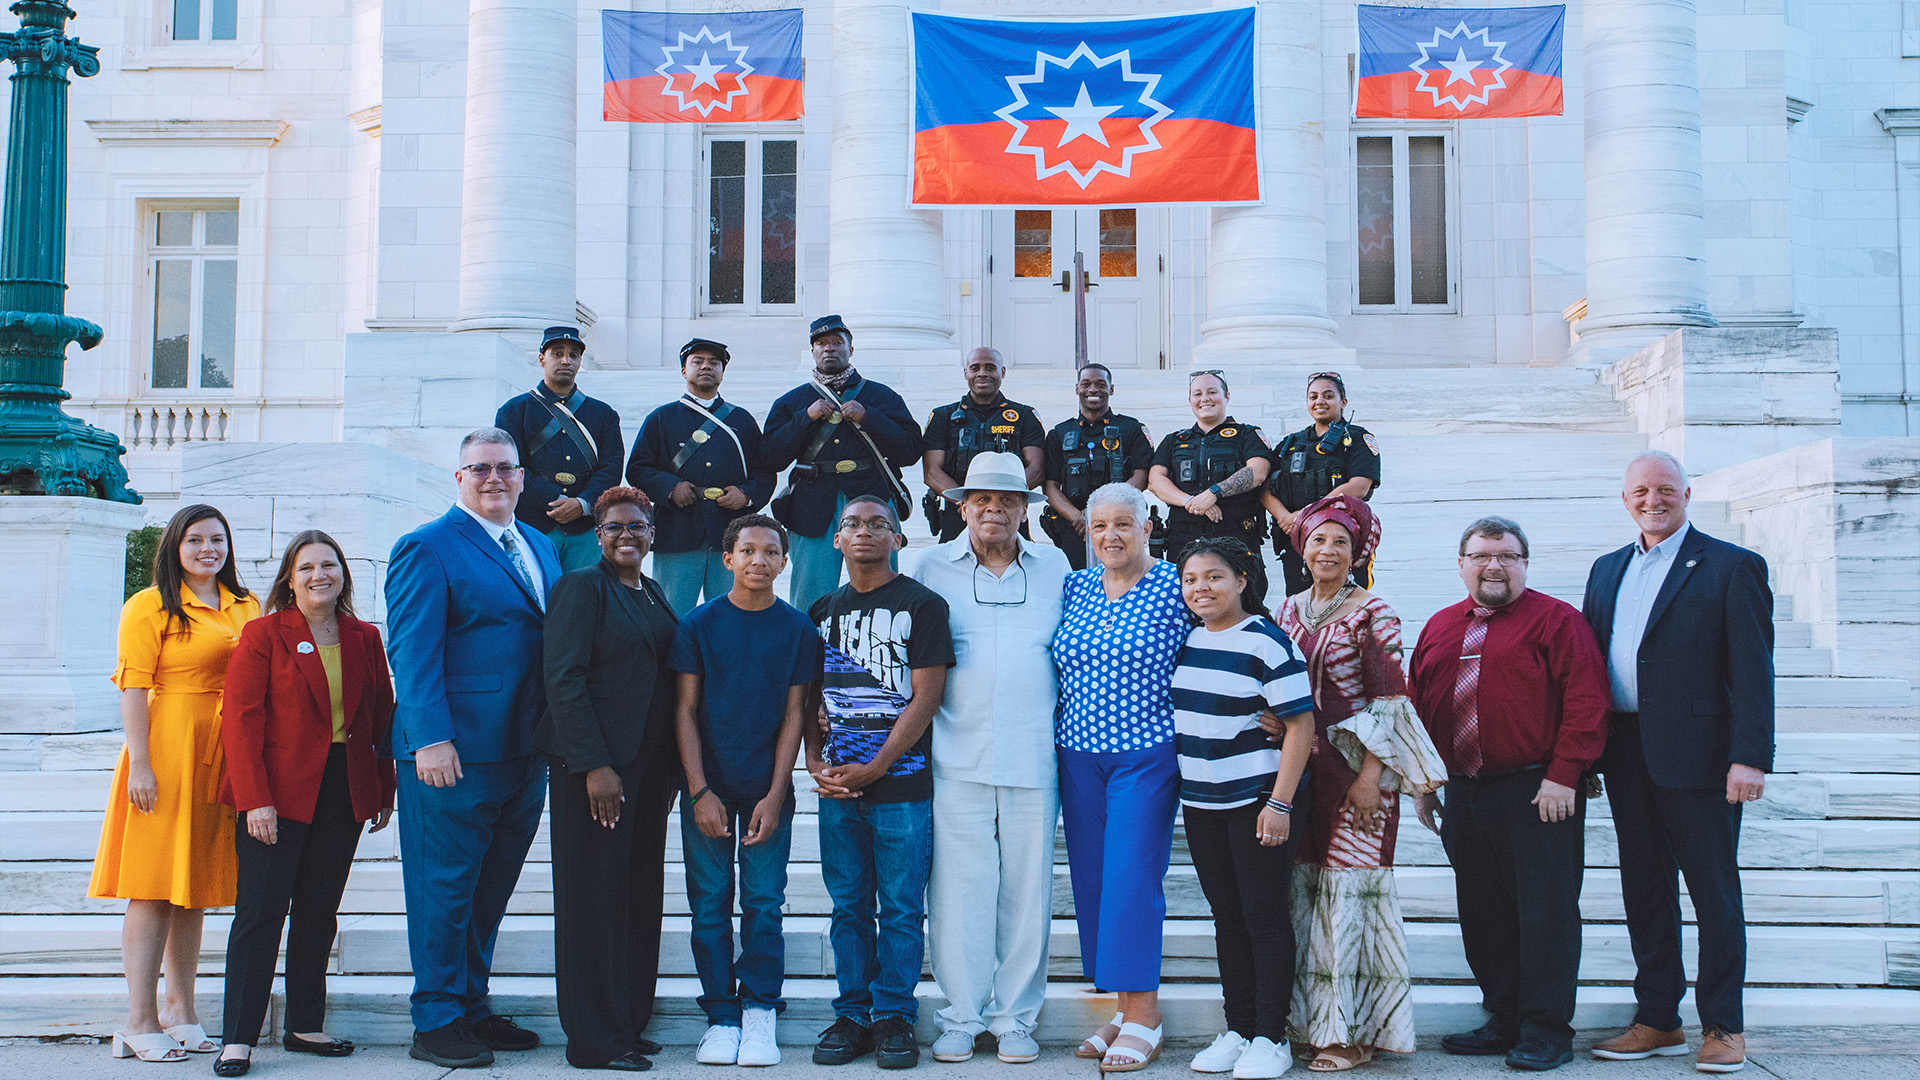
[805,496,955,1068]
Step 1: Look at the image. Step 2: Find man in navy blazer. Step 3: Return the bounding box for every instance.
[1581,450,1774,1074]
[386,428,562,1068]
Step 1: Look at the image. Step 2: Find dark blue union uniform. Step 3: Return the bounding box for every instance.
[625,396,776,555]
[761,375,923,539]
[495,384,625,538]
[1152,416,1274,557]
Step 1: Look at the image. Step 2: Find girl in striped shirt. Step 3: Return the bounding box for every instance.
[1170,538,1316,1079]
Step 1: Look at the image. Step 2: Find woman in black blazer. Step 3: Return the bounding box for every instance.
[537,487,680,1072]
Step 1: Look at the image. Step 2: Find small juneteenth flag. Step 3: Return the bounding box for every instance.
[602,8,804,123]
[1354,5,1564,119]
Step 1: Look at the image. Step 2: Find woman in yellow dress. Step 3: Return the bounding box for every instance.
[90,505,260,1062]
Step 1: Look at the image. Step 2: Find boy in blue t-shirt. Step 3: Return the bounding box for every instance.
[670,514,823,1067]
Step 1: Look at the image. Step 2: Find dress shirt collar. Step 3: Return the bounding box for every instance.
[456,500,521,546]
[1631,520,1692,560]
[942,532,1039,567]
[685,393,719,408]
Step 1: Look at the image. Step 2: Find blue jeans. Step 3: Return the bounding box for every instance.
[652,547,732,615]
[681,797,795,1024]
[818,796,933,1023]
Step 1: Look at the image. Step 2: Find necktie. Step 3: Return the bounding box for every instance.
[1451,606,1494,777]
[499,530,541,609]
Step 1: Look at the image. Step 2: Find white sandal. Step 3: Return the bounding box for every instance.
[1100,1022,1163,1074]
[163,1024,218,1053]
[1077,1012,1124,1060]
[112,1031,187,1062]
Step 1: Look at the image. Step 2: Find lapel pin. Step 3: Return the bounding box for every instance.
[297,641,316,654]
[1685,559,1698,568]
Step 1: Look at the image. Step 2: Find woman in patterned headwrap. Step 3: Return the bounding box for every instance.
[1271,495,1446,1072]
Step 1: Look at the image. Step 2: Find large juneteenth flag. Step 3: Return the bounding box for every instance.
[1354,5,1564,119]
[911,8,1260,206]
[602,8,804,123]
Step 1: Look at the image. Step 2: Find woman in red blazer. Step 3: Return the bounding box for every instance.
[215,530,395,1076]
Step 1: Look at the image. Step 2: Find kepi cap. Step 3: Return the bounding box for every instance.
[540,325,585,352]
[679,338,731,364]
[941,450,1046,505]
[809,314,853,342]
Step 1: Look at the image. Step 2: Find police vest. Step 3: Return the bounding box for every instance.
[1060,422,1130,504]
[948,402,1019,480]
[1272,428,1352,511]
[1170,431,1249,492]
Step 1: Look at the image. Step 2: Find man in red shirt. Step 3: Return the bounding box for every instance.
[1408,516,1611,1072]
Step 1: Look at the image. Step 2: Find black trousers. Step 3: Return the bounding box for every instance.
[1439,769,1586,1050]
[1602,721,1747,1033]
[221,745,364,1044]
[1039,510,1090,570]
[1165,517,1265,567]
[1182,783,1311,1042]
[549,756,677,1064]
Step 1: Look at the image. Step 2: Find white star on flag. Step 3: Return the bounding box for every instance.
[684,52,726,91]
[654,26,756,117]
[1438,48,1480,85]
[1045,84,1124,147]
[1408,21,1514,111]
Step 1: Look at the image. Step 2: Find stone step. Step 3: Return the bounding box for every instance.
[0,975,1912,1043]
[2,911,1914,990]
[1776,677,1917,710]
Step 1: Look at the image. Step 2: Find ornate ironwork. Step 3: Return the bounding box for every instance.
[0,2,136,501]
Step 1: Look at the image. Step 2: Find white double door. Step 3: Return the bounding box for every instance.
[987,208,1163,369]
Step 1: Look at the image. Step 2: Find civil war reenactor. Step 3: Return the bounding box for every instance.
[1260,371,1381,595]
[1039,362,1152,570]
[921,347,1046,543]
[494,324,626,572]
[1147,369,1274,561]
[762,315,924,616]
[625,338,775,613]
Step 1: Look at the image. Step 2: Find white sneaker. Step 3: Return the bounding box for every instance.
[1192,1031,1250,1073]
[737,1007,781,1067]
[1231,1037,1290,1079]
[696,1024,741,1065]
[930,1029,976,1063]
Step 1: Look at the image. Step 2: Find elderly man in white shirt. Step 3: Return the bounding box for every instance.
[911,451,1070,1065]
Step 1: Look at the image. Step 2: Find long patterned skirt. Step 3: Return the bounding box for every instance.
[1288,805,1416,1054]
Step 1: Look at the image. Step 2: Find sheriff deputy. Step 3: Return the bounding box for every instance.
[1148,369,1274,560]
[1261,371,1381,595]
[921,346,1046,542]
[1039,362,1152,570]
[493,324,626,572]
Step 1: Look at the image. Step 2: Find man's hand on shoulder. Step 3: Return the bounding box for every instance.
[1726,763,1766,805]
[415,741,463,788]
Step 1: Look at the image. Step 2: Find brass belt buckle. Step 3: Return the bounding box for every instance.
[553,472,577,486]
[702,487,725,500]
[834,460,857,474]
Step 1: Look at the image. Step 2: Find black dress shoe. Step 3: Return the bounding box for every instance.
[411,1021,495,1069]
[469,1014,541,1052]
[212,1050,251,1077]
[814,1015,875,1065]
[1441,1022,1520,1055]
[567,1051,653,1071]
[635,1037,665,1057]
[873,1016,920,1070]
[283,1033,355,1056]
[1506,1038,1575,1071]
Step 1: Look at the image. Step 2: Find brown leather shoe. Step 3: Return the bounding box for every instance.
[1590,1024,1689,1061]
[1695,1029,1746,1073]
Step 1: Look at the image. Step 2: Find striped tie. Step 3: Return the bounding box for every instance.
[1451,606,1494,777]
[499,530,541,610]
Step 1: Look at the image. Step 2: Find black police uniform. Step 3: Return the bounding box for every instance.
[1040,410,1153,570]
[625,395,776,555]
[1267,420,1382,595]
[922,396,1046,542]
[494,383,625,538]
[1152,416,1273,560]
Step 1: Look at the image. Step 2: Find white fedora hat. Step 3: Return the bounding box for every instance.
[942,450,1045,504]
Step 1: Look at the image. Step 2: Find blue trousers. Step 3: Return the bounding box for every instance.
[541,527,603,574]
[1057,743,1180,991]
[681,797,795,1024]
[396,755,546,1032]
[652,547,731,615]
[818,796,933,1023]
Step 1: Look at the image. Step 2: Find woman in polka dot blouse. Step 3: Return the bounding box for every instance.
[1049,483,1195,1072]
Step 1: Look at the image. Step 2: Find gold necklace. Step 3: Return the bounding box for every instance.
[1298,584,1356,632]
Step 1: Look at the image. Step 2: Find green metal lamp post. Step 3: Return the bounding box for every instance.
[0,1,136,502]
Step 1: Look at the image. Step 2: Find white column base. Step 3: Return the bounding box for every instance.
[0,497,149,738]
[1190,315,1354,372]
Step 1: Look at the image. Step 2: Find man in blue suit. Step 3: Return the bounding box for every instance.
[1582,450,1774,1075]
[386,428,562,1068]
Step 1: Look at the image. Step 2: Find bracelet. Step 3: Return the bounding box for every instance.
[1265,797,1292,814]
[690,785,712,806]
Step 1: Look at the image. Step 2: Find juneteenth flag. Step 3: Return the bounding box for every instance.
[1354,5,1564,119]
[911,8,1259,206]
[602,8,804,123]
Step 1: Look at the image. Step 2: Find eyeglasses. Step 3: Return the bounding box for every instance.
[596,522,653,537]
[837,516,896,534]
[461,462,522,478]
[1463,552,1526,567]
[973,561,1029,607]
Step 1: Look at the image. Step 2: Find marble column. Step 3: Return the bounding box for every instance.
[452,0,577,333]
[1575,0,1715,361]
[829,0,955,361]
[1194,0,1347,366]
